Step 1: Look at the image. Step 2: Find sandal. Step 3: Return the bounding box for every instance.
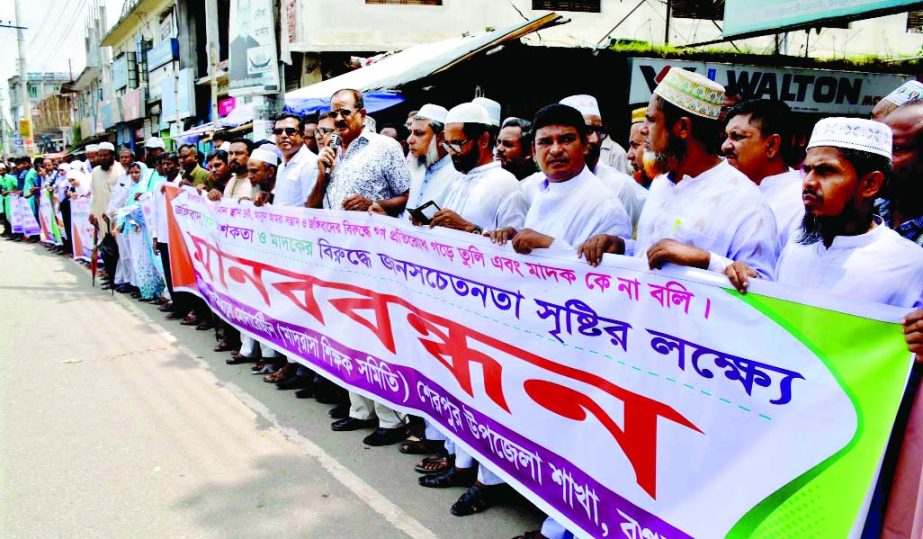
[414,455,453,474]
[417,467,476,489]
[214,340,233,353]
[400,438,444,455]
[226,354,258,365]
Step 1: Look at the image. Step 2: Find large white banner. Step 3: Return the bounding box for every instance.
[168,191,913,539]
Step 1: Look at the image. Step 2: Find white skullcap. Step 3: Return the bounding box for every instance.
[144,137,166,150]
[250,147,279,166]
[560,95,601,118]
[446,102,492,125]
[472,97,501,127]
[415,104,449,124]
[66,168,85,180]
[807,117,893,161]
[882,80,923,107]
[98,142,115,152]
[85,144,100,152]
[218,141,231,152]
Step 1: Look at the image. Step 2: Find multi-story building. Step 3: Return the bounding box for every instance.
[8,72,71,132]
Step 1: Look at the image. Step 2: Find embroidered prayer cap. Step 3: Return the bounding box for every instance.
[472,97,501,127]
[445,102,492,126]
[98,142,115,152]
[144,137,166,150]
[560,94,601,118]
[807,117,893,161]
[631,107,648,124]
[882,80,923,107]
[250,147,279,166]
[653,68,725,120]
[415,104,449,125]
[85,144,100,152]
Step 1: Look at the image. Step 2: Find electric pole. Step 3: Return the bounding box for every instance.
[14,0,34,156]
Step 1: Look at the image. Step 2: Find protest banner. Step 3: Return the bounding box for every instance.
[69,197,95,261]
[167,190,913,539]
[12,194,40,237]
[38,190,62,245]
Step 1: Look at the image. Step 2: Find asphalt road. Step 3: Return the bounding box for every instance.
[0,239,543,539]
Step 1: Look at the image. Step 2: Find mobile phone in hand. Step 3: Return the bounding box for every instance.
[410,201,440,225]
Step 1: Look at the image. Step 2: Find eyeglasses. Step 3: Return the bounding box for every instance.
[316,127,335,136]
[441,139,472,155]
[332,108,354,118]
[272,127,300,137]
[589,126,608,140]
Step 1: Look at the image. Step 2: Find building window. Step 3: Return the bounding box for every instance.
[908,10,923,33]
[28,85,38,99]
[532,0,600,12]
[365,0,442,4]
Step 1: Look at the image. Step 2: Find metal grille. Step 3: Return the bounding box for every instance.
[531,0,601,13]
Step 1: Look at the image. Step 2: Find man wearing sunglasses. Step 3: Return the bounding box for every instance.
[270,113,317,208]
[308,88,411,219]
[309,88,412,448]
[314,112,336,151]
[559,94,646,229]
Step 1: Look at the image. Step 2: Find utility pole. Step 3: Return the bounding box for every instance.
[14,0,34,156]
[664,0,672,46]
[205,0,219,126]
[0,93,10,158]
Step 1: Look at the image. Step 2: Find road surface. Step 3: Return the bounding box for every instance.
[0,239,543,538]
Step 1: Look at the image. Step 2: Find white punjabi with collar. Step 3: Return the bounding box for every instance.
[524,166,632,248]
[594,162,646,229]
[223,174,253,200]
[274,144,317,207]
[631,159,779,278]
[759,168,805,254]
[776,219,923,308]
[405,154,461,218]
[441,160,527,230]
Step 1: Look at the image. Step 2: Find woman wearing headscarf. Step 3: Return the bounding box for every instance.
[115,161,164,301]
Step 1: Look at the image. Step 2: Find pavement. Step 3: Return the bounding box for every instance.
[0,238,544,539]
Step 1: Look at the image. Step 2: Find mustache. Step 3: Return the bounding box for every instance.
[335,121,349,128]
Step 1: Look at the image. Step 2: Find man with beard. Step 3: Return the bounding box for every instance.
[179,144,212,188]
[205,150,233,201]
[105,149,137,294]
[310,88,412,447]
[558,94,644,228]
[722,118,923,539]
[627,106,654,189]
[401,104,460,219]
[578,68,778,280]
[495,117,535,180]
[89,142,126,287]
[880,101,923,245]
[722,99,804,252]
[217,138,253,200]
[417,101,527,518]
[84,144,100,173]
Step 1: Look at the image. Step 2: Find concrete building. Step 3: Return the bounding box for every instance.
[7,73,71,132]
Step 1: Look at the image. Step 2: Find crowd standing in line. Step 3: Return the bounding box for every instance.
[4,69,923,539]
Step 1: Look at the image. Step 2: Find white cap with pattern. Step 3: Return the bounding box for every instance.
[472,97,501,127]
[653,68,725,120]
[445,102,492,125]
[807,117,893,161]
[415,104,449,124]
[560,94,601,118]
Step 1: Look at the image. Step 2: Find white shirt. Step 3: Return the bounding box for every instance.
[600,138,632,176]
[524,166,632,248]
[106,175,132,217]
[223,174,253,200]
[594,163,645,230]
[150,177,182,243]
[632,159,779,278]
[776,220,923,308]
[274,144,317,208]
[405,154,461,217]
[522,164,645,231]
[441,160,527,230]
[759,168,805,254]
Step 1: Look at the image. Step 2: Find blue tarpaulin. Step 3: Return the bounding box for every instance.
[284,90,405,116]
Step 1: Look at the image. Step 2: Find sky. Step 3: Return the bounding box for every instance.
[0,0,120,104]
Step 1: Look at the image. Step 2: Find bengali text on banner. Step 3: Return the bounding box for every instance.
[165,187,914,539]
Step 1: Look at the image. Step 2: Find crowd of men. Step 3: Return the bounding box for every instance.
[3,69,923,538]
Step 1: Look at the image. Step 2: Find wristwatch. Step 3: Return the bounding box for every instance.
[470,225,483,235]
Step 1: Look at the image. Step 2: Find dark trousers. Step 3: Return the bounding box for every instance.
[60,198,72,254]
[101,233,119,283]
[158,242,173,297]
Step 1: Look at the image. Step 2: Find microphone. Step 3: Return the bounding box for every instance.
[325,134,341,181]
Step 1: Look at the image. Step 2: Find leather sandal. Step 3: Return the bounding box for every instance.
[418,467,477,489]
[400,438,444,455]
[414,455,453,475]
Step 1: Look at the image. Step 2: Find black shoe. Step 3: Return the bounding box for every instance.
[294,388,314,399]
[450,484,510,516]
[331,417,376,431]
[328,404,350,419]
[276,375,312,391]
[362,427,408,447]
[418,466,477,489]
